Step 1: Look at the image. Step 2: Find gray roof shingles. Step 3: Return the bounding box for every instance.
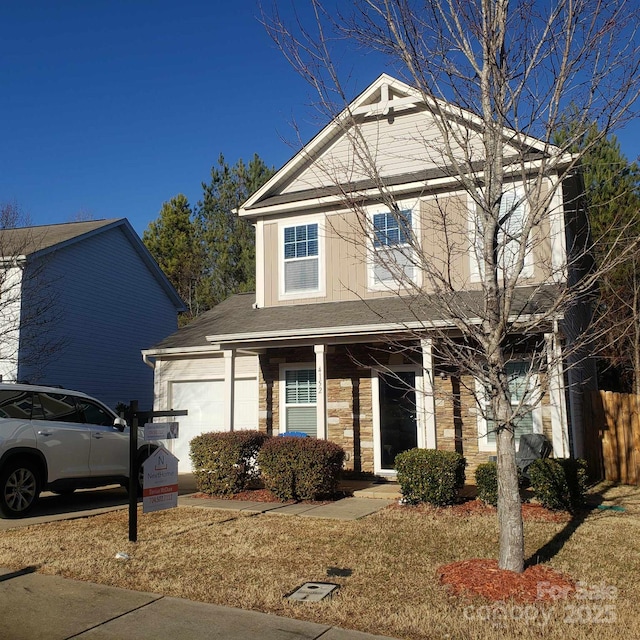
[150,286,560,351]
[0,219,119,257]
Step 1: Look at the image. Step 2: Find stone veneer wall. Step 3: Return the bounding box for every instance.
[258,342,556,477]
[257,344,382,472]
[433,372,554,477]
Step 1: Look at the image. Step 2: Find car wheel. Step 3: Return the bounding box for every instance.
[0,460,41,518]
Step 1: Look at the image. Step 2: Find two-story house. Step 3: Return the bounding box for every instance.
[143,74,593,474]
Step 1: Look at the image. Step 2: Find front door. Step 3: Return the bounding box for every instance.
[376,370,418,472]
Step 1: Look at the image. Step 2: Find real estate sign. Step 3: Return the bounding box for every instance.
[144,422,179,440]
[142,446,179,513]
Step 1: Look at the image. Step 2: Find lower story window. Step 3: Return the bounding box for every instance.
[283,368,317,437]
[478,361,540,450]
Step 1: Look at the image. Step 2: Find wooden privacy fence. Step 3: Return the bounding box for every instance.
[583,390,640,485]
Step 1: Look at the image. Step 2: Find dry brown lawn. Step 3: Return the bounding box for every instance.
[0,482,638,640]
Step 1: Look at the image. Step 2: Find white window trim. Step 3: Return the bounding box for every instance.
[367,200,421,292]
[279,363,317,436]
[278,215,326,300]
[255,218,265,308]
[468,187,535,284]
[475,369,543,452]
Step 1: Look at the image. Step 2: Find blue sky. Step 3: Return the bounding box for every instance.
[0,1,370,235]
[1,1,638,236]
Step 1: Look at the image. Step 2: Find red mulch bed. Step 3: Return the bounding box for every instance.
[390,499,572,522]
[438,559,575,602]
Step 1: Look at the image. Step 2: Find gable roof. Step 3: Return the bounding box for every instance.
[239,73,572,218]
[0,219,120,257]
[146,286,561,353]
[0,218,185,311]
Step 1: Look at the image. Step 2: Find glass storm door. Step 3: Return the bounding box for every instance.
[378,371,418,470]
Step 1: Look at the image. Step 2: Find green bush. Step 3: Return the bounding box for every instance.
[474,461,524,505]
[189,430,270,495]
[257,437,345,501]
[475,462,498,506]
[394,449,466,506]
[528,458,588,513]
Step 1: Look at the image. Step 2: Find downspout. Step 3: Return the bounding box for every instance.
[142,352,155,369]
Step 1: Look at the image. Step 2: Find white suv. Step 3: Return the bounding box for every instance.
[0,383,156,518]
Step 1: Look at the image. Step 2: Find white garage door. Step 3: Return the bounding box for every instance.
[169,378,258,472]
[170,380,224,472]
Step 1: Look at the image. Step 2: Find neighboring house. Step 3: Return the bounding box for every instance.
[0,219,184,409]
[143,74,593,475]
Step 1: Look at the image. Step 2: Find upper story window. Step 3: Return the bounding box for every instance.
[283,223,319,295]
[470,186,533,281]
[370,209,416,288]
[498,189,530,276]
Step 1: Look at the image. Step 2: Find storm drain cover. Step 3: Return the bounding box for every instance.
[286,582,339,602]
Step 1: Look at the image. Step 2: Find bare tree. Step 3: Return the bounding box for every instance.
[264,0,640,572]
[0,202,65,382]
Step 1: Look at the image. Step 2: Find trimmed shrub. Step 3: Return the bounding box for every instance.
[395,448,466,506]
[257,437,345,501]
[189,430,270,495]
[529,458,588,513]
[474,461,524,506]
[475,462,498,506]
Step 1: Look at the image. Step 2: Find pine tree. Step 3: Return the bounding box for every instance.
[143,194,205,321]
[558,123,640,391]
[196,154,274,308]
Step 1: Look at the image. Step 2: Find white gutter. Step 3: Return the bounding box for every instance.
[142,352,155,369]
[0,255,27,266]
[141,344,224,359]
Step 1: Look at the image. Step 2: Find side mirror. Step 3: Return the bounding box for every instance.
[114,417,127,432]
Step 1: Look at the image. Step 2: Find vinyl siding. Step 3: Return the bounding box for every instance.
[17,225,179,410]
[281,109,520,195]
[153,354,259,466]
[152,353,258,412]
[0,265,24,381]
[262,187,555,307]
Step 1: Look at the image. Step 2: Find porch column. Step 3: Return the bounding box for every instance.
[224,349,235,432]
[421,338,437,449]
[314,344,327,439]
[545,332,570,457]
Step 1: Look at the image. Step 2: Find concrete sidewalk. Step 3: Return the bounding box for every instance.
[179,494,395,520]
[0,567,398,640]
[178,474,398,519]
[0,474,398,530]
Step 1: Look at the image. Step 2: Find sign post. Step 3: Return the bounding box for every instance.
[127,405,187,543]
[128,401,138,543]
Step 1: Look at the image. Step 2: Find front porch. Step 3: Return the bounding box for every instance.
[251,336,570,478]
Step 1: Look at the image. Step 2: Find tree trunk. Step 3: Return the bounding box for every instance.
[495,392,524,573]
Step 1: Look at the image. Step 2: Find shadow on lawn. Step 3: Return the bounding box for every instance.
[526,491,605,567]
